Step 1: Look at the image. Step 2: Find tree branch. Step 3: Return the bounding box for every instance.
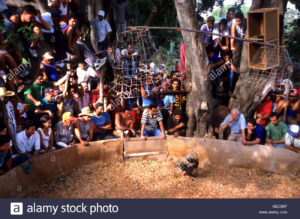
[284,26,300,43]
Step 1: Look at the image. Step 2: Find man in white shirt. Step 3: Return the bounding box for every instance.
[212,19,229,56]
[14,120,40,167]
[121,44,138,77]
[77,62,100,90]
[285,124,300,154]
[90,10,112,51]
[200,16,215,47]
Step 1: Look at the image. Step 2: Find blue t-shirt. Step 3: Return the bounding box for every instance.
[246,124,264,139]
[161,95,175,111]
[91,113,111,134]
[39,98,58,125]
[209,53,222,64]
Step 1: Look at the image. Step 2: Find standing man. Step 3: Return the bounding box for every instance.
[200,16,215,48]
[220,108,246,142]
[218,7,235,31]
[90,10,112,52]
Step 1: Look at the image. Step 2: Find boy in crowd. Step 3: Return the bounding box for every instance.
[200,16,215,47]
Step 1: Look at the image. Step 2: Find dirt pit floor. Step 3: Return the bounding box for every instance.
[30,159,300,198]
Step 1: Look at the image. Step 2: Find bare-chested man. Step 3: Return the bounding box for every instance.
[115,107,136,137]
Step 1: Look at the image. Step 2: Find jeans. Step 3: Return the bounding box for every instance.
[265,143,286,148]
[122,60,137,77]
[144,129,162,137]
[0,152,8,167]
[98,38,109,52]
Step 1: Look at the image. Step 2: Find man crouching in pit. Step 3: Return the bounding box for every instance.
[115,107,136,139]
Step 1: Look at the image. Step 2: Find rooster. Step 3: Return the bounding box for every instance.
[177,153,199,177]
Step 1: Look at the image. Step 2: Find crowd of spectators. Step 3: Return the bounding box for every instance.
[0,1,299,176]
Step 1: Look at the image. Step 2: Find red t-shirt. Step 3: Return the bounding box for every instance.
[256,100,273,127]
[131,111,141,130]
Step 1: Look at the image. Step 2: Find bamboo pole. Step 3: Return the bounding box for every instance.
[127,26,277,48]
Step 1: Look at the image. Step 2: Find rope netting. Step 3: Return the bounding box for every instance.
[109,30,166,99]
[248,46,293,89]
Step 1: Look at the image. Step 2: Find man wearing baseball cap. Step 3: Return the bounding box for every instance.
[54,112,76,148]
[90,9,112,51]
[34,88,58,126]
[285,124,300,154]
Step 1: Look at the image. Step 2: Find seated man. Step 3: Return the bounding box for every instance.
[285,124,300,154]
[242,119,265,145]
[74,107,94,146]
[167,108,186,137]
[265,112,288,148]
[220,108,246,142]
[91,103,114,140]
[141,104,166,140]
[54,112,76,148]
[14,120,40,167]
[115,107,136,137]
[0,123,12,175]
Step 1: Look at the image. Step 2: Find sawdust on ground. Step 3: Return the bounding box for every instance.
[30,159,300,198]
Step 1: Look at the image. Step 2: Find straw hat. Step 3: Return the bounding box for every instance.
[0,87,15,97]
[78,107,94,117]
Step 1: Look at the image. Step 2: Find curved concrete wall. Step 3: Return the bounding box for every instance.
[0,137,300,198]
[0,139,123,198]
[167,136,300,176]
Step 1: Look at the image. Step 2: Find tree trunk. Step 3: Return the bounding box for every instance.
[88,0,103,51]
[229,0,288,117]
[174,0,213,137]
[35,0,49,13]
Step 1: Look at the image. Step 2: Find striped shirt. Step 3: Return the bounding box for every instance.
[141,109,163,131]
[221,113,246,134]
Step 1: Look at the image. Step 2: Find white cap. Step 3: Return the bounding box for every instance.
[150,62,155,69]
[43,52,54,60]
[98,10,105,17]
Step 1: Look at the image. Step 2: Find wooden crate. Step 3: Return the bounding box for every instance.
[247,8,279,42]
[248,40,279,70]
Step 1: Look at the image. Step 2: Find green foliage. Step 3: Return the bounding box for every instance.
[209,4,249,22]
[284,7,300,63]
[0,20,36,53]
[128,0,181,62]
